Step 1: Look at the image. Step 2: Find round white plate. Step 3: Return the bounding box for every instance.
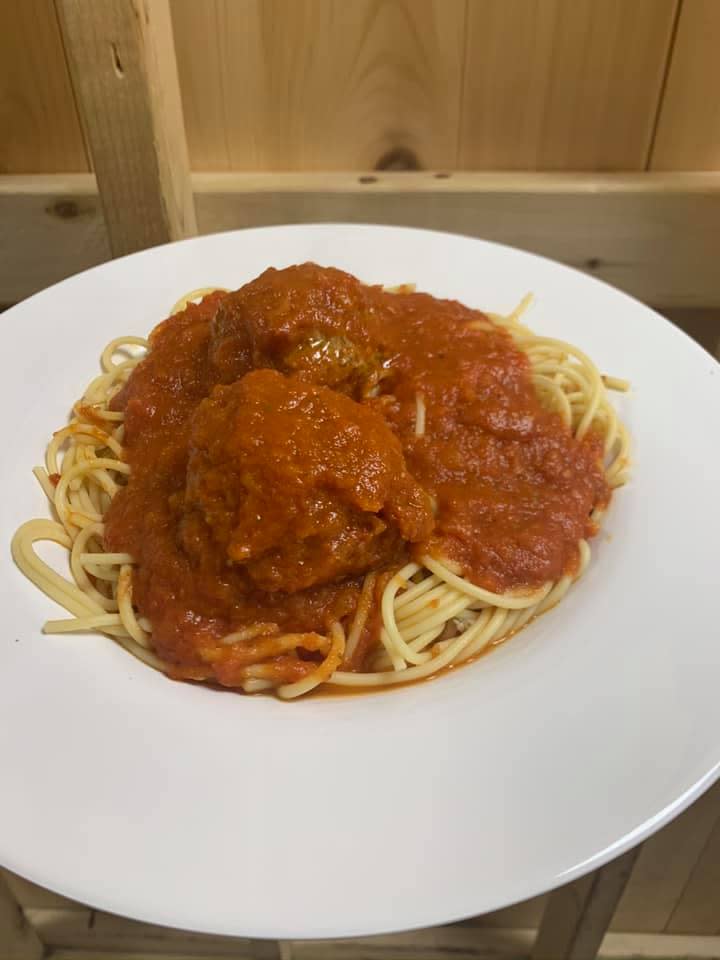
[1,225,719,940]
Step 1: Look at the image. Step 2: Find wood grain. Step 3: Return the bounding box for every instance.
[1,0,711,176]
[291,927,536,960]
[651,0,720,170]
[26,905,279,957]
[3,171,720,307]
[56,0,197,256]
[0,0,88,173]
[459,0,678,171]
[193,170,720,307]
[170,0,467,171]
[169,0,229,170]
[42,930,720,960]
[0,174,110,302]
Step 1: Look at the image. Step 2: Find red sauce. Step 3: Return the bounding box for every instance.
[105,264,608,685]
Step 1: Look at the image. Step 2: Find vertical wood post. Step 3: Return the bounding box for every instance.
[56,0,197,257]
[533,847,641,960]
[0,872,44,960]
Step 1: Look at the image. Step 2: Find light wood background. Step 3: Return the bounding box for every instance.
[2,0,720,312]
[2,0,720,175]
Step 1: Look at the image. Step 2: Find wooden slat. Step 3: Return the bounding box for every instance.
[598,931,720,959]
[168,0,228,171]
[1,868,86,912]
[0,0,88,174]
[291,927,536,960]
[46,931,720,960]
[56,0,197,256]
[466,895,548,931]
[612,781,720,932]
[158,171,720,309]
[533,875,594,960]
[290,927,720,960]
[170,0,466,172]
[651,0,720,171]
[51,955,280,960]
[27,906,280,957]
[662,309,720,361]
[52,955,256,960]
[0,871,44,960]
[459,0,678,171]
[0,174,109,303]
[3,171,720,308]
[666,813,720,935]
[533,848,640,960]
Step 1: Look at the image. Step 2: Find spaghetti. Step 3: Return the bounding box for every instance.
[12,265,629,699]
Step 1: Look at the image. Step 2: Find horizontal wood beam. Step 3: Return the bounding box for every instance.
[2,171,719,307]
[39,925,720,959]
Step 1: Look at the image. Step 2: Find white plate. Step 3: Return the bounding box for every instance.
[1,225,719,940]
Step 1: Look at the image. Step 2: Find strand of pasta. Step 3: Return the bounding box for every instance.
[12,304,345,697]
[11,338,159,661]
[326,294,628,689]
[170,287,229,315]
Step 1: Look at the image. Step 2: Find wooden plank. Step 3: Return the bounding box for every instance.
[168,0,229,171]
[532,874,595,960]
[56,0,196,256]
[291,927,536,960]
[663,309,720,362]
[612,781,720,933]
[601,931,720,958]
[666,812,720,934]
[170,0,466,172]
[46,931,720,960]
[289,927,720,960]
[0,174,109,303]
[533,848,640,960]
[464,894,548,931]
[1,868,86,912]
[0,0,88,173]
[3,171,720,308]
[651,0,720,171]
[51,954,280,960]
[52,955,269,960]
[0,871,44,960]
[27,906,280,957]
[171,171,720,308]
[459,0,678,171]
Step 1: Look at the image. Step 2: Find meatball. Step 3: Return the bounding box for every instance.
[180,369,433,593]
[208,263,382,395]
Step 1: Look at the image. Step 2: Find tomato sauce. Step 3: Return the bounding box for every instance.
[105,264,608,682]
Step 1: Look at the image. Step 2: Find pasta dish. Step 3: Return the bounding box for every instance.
[12,264,629,699]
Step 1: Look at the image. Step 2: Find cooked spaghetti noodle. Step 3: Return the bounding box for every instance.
[12,265,629,699]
